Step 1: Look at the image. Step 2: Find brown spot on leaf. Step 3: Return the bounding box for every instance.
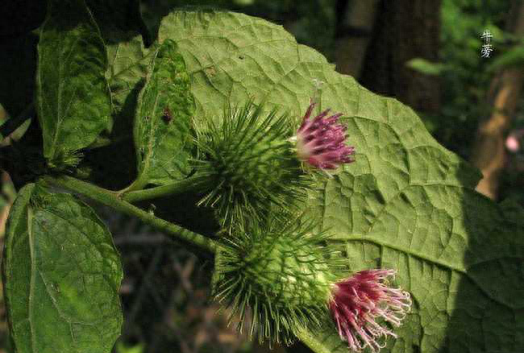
[162,107,173,123]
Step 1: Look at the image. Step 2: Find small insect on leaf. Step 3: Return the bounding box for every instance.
[162,107,173,123]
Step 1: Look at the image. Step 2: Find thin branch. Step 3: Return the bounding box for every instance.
[41,175,218,254]
[121,175,208,203]
[0,103,34,142]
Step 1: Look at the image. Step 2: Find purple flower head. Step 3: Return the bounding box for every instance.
[295,102,355,170]
[329,269,412,352]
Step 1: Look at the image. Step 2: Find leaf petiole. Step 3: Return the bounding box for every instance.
[0,103,34,143]
[121,175,209,203]
[41,175,218,254]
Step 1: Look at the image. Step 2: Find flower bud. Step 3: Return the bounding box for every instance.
[214,218,335,344]
[194,102,307,232]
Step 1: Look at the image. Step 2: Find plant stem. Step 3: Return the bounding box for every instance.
[122,175,208,203]
[0,103,35,142]
[41,175,218,254]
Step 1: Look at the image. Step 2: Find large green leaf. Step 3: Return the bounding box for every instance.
[3,184,123,353]
[157,11,524,353]
[36,0,111,165]
[132,39,195,187]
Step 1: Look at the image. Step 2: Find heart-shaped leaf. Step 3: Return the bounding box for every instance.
[156,11,524,353]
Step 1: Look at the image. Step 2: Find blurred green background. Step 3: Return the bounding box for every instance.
[1,0,523,352]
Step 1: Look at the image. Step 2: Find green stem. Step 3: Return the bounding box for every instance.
[0,103,34,142]
[120,175,149,194]
[41,175,218,254]
[122,175,208,203]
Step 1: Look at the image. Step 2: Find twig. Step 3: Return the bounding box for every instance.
[0,103,34,142]
[41,175,218,254]
[121,175,208,203]
[113,234,168,246]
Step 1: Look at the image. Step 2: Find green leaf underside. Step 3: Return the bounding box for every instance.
[3,184,123,353]
[37,0,111,163]
[84,0,157,139]
[106,34,154,121]
[155,11,524,353]
[133,39,195,186]
[88,0,155,123]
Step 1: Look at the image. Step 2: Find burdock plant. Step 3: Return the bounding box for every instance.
[196,101,410,350]
[213,216,412,349]
[192,100,356,232]
[213,216,336,345]
[198,101,412,350]
[8,6,502,353]
[192,102,307,232]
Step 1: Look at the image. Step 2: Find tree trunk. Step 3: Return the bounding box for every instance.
[470,1,524,200]
[359,0,441,115]
[334,0,380,78]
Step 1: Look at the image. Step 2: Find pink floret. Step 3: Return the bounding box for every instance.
[295,102,355,170]
[329,269,412,352]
